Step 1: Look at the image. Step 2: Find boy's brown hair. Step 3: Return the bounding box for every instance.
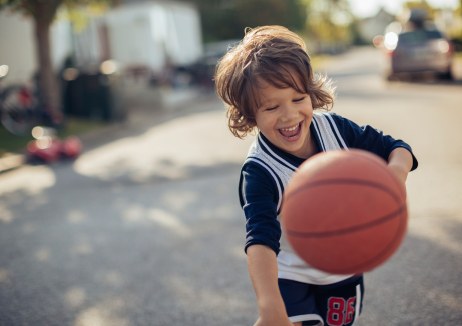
[214,25,335,138]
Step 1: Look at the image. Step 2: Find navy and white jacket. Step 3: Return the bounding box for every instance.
[239,112,418,285]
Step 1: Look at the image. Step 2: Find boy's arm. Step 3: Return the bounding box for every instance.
[247,245,293,326]
[387,147,414,184]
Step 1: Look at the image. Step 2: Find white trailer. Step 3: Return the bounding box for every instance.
[104,1,203,75]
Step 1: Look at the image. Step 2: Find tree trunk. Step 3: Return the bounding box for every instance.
[32,0,63,125]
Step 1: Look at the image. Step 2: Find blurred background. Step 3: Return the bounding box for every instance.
[1,1,462,325]
[0,0,461,143]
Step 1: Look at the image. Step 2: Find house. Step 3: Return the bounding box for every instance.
[357,8,396,43]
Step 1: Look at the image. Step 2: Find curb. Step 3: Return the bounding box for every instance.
[0,153,25,174]
[0,86,210,175]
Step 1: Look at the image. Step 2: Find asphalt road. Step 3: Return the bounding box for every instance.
[0,47,461,326]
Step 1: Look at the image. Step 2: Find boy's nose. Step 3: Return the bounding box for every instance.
[280,105,298,120]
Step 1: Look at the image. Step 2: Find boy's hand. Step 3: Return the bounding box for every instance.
[254,296,293,326]
[387,163,409,185]
[254,314,293,326]
[387,147,413,184]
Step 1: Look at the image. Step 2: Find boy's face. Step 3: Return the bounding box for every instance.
[254,78,314,158]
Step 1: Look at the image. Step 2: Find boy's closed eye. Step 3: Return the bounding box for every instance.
[265,105,279,111]
[263,97,306,111]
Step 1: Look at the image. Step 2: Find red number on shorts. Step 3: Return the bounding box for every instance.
[344,297,356,324]
[327,297,345,326]
[326,296,356,326]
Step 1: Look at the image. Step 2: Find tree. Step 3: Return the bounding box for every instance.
[0,0,115,124]
[301,0,354,53]
[186,0,306,42]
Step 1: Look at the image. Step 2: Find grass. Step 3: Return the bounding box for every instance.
[0,117,108,157]
[311,54,330,70]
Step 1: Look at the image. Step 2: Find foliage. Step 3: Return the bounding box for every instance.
[300,0,354,52]
[1,0,61,22]
[185,0,306,42]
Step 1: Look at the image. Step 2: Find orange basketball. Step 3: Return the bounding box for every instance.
[281,149,408,275]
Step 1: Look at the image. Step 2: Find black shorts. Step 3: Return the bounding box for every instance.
[279,275,364,326]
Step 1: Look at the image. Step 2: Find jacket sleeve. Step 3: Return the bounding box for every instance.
[332,113,418,171]
[239,162,282,255]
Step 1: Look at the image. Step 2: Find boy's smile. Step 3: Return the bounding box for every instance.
[255,78,315,158]
[279,122,302,140]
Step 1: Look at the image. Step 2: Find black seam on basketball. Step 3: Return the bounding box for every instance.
[315,208,407,274]
[285,203,406,238]
[286,178,403,204]
[351,209,407,272]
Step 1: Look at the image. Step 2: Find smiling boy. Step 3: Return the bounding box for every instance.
[214,25,418,326]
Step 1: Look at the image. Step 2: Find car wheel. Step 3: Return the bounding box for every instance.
[438,69,453,81]
[386,73,397,81]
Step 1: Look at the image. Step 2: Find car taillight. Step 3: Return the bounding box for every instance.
[443,41,455,59]
[386,48,396,57]
[448,42,454,55]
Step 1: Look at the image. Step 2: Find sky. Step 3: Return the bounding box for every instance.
[347,0,459,18]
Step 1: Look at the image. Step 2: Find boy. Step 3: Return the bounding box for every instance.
[214,25,418,326]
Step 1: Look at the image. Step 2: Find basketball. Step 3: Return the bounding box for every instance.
[281,149,408,275]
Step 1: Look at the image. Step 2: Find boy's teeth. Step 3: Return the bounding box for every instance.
[281,125,298,131]
[279,123,300,137]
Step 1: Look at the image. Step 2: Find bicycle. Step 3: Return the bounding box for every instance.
[0,64,58,137]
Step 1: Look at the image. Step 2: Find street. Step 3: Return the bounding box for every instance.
[0,46,461,326]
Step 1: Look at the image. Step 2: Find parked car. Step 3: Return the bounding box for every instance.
[383,28,454,81]
[188,39,240,88]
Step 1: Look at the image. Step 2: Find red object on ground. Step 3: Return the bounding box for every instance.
[26,138,62,163]
[60,136,82,159]
[26,136,82,163]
